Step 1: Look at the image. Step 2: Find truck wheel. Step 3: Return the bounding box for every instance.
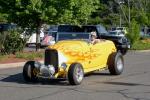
[23,61,38,82]
[68,63,84,85]
[120,49,127,55]
[108,52,124,75]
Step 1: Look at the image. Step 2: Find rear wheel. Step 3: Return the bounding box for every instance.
[23,61,38,82]
[68,63,84,85]
[108,52,124,75]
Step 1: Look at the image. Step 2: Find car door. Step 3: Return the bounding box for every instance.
[89,42,108,69]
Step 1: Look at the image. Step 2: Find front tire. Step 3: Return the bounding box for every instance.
[68,63,84,85]
[23,61,38,82]
[108,52,124,75]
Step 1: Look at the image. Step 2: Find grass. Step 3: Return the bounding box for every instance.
[131,38,150,50]
[0,54,8,62]
[0,51,44,63]
[15,51,44,60]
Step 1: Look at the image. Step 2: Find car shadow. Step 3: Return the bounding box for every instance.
[0,72,112,86]
[0,73,69,86]
[1,73,25,84]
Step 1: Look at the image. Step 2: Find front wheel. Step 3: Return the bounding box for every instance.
[108,52,124,75]
[68,63,84,85]
[23,61,38,82]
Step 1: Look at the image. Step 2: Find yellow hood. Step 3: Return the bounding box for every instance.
[48,40,91,63]
[48,40,89,52]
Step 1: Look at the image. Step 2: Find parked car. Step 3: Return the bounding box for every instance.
[0,23,16,32]
[40,26,57,47]
[108,30,125,37]
[40,32,56,47]
[23,32,124,85]
[111,27,128,34]
[26,28,45,46]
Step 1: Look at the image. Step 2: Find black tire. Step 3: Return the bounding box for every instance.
[108,52,124,75]
[68,63,84,85]
[23,61,38,82]
[120,49,127,55]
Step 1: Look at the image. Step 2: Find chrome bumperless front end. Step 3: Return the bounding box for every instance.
[34,49,59,78]
[34,61,56,78]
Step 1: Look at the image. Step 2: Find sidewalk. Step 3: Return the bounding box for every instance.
[0,62,26,69]
[0,61,43,69]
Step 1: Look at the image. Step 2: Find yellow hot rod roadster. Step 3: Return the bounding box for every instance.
[23,32,124,85]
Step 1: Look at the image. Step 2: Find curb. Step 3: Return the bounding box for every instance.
[0,62,25,69]
[129,50,150,53]
[0,61,43,69]
[136,50,150,52]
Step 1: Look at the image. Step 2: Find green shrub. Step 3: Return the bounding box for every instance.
[0,32,7,53]
[2,30,26,54]
[126,19,140,44]
[131,40,150,50]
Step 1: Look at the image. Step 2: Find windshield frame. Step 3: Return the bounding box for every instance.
[56,32,91,42]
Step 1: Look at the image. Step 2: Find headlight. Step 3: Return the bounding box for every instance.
[60,63,67,69]
[118,38,122,43]
[119,37,128,43]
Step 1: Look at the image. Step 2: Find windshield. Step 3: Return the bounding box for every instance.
[57,32,90,41]
[109,31,117,35]
[117,28,123,30]
[58,25,84,32]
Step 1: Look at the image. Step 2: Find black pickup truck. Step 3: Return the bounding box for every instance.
[57,25,130,55]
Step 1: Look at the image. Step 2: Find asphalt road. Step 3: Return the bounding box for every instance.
[0,51,150,100]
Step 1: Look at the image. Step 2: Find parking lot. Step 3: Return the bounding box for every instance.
[0,51,150,100]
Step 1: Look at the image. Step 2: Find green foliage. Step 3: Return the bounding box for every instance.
[1,30,26,54]
[131,40,150,50]
[126,19,140,44]
[0,31,8,53]
[54,0,99,25]
[0,0,99,27]
[0,0,150,27]
[0,13,8,23]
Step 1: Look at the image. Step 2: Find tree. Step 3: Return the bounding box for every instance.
[127,19,140,44]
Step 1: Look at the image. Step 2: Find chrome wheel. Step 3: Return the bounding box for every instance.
[108,52,124,75]
[75,66,84,83]
[68,63,84,85]
[117,57,123,72]
[27,65,31,78]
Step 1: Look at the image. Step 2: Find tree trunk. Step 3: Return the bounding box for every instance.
[36,26,41,51]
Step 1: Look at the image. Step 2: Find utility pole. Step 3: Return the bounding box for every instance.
[120,14,122,27]
[117,0,131,28]
[128,0,130,28]
[119,1,124,27]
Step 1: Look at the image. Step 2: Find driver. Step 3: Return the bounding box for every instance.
[91,31,101,44]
